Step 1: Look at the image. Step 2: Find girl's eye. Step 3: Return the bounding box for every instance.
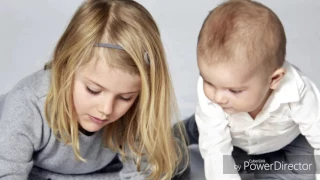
[119,96,132,102]
[86,87,101,95]
[230,89,242,94]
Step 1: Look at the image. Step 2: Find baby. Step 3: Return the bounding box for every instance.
[184,0,320,179]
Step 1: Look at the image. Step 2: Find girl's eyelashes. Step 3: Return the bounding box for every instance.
[119,96,132,101]
[86,86,101,95]
[86,85,134,101]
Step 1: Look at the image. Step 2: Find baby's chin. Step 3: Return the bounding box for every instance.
[222,107,239,115]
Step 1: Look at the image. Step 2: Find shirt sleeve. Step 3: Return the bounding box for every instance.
[195,76,241,180]
[119,159,147,180]
[290,77,320,179]
[119,147,150,180]
[0,87,43,180]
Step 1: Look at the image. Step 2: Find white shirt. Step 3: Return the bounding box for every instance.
[195,61,320,180]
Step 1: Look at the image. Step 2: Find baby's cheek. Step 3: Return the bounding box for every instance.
[232,95,251,110]
[203,86,214,102]
[244,99,260,111]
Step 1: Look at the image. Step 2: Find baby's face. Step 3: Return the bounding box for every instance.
[72,58,141,132]
[198,60,272,115]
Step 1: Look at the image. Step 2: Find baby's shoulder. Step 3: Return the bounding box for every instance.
[283,62,316,98]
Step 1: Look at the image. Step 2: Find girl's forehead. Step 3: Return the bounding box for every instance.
[78,58,141,93]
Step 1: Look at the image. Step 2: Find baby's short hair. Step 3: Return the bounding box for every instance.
[197,0,286,70]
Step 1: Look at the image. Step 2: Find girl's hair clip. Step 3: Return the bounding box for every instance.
[143,52,150,65]
[94,43,150,65]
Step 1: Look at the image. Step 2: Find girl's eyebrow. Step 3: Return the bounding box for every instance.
[84,77,140,94]
[84,77,105,89]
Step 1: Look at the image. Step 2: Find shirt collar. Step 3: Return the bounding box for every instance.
[264,61,303,112]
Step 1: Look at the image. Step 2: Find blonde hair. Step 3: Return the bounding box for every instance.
[44,0,188,179]
[197,0,286,70]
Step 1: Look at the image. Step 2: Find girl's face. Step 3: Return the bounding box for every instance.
[73,58,141,133]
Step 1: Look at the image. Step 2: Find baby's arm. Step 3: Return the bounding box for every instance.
[291,77,320,179]
[195,77,240,180]
[0,88,43,179]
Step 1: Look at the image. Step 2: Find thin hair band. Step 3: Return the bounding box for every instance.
[94,43,150,65]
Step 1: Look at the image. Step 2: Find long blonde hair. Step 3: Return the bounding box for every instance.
[44,0,188,179]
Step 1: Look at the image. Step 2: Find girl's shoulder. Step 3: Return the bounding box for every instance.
[0,70,52,158]
[9,69,51,99]
[1,69,51,130]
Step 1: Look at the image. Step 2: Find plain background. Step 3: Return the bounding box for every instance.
[0,0,319,119]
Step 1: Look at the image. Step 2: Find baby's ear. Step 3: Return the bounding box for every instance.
[270,68,286,90]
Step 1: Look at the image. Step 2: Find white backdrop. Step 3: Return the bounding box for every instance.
[1,0,319,118]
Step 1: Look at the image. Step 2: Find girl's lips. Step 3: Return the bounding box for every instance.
[90,115,107,124]
[92,116,103,121]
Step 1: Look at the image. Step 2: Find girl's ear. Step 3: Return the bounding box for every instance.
[269,68,286,90]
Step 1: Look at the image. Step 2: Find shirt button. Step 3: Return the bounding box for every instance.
[245,130,250,136]
[252,141,258,145]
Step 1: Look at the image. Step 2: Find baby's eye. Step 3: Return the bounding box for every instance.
[204,80,214,87]
[86,86,101,95]
[229,89,242,94]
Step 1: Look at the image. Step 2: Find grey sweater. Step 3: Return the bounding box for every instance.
[0,70,143,180]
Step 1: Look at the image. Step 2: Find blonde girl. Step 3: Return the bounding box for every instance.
[0,0,188,179]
